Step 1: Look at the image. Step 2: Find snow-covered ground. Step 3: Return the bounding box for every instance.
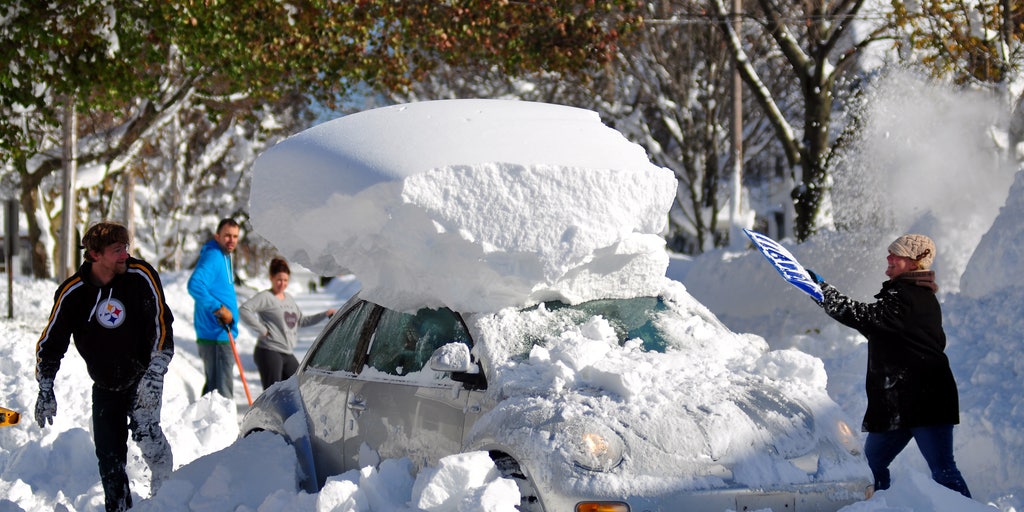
[0,97,1021,511]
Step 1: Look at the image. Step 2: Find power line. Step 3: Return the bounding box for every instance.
[644,12,892,26]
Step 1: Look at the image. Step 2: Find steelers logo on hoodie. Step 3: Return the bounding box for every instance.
[96,298,127,329]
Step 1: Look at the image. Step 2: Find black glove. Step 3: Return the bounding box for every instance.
[806,268,825,285]
[35,378,57,428]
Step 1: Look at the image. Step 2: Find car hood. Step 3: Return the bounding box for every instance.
[463,279,866,491]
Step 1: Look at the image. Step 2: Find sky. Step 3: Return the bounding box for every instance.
[0,94,1021,512]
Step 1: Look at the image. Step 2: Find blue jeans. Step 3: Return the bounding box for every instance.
[198,342,235,399]
[864,425,971,498]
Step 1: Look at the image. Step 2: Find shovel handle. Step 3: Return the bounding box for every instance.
[224,325,253,406]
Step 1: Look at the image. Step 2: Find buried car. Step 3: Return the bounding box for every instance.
[241,99,871,510]
[240,283,871,511]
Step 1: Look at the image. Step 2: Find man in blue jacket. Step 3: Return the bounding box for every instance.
[188,218,240,398]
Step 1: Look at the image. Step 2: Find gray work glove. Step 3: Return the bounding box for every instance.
[35,378,57,428]
[130,351,175,495]
[132,351,171,424]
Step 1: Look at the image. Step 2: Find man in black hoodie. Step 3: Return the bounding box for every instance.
[34,222,175,512]
[808,234,971,499]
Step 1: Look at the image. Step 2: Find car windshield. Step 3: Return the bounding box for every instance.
[517,296,672,355]
[306,296,675,374]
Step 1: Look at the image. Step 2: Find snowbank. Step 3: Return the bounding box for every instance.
[959,169,1024,298]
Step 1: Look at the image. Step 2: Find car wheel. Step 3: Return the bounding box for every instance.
[489,451,543,512]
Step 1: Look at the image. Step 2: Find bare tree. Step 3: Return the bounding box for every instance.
[710,0,895,240]
[392,2,791,254]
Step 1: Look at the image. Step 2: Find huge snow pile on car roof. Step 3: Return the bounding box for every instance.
[250,99,677,312]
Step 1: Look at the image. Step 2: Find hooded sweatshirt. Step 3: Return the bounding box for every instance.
[187,238,239,342]
[36,257,174,391]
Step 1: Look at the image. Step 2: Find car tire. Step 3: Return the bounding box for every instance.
[489,451,543,512]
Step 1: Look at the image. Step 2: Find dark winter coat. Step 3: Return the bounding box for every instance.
[35,257,174,391]
[818,271,960,432]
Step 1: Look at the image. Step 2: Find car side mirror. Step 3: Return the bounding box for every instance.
[428,342,476,373]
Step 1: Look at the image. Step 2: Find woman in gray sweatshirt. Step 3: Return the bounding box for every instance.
[239,258,335,389]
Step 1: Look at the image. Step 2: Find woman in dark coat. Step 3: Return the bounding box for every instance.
[808,234,971,498]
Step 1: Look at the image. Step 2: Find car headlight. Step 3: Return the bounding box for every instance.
[835,419,862,455]
[564,420,625,472]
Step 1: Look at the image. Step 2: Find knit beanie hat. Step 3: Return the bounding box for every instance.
[888,234,936,270]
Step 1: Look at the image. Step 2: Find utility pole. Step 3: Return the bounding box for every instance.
[5,199,17,319]
[728,0,745,249]
[1002,0,1013,80]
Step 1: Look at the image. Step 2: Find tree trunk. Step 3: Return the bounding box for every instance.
[792,73,833,241]
[20,184,49,279]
